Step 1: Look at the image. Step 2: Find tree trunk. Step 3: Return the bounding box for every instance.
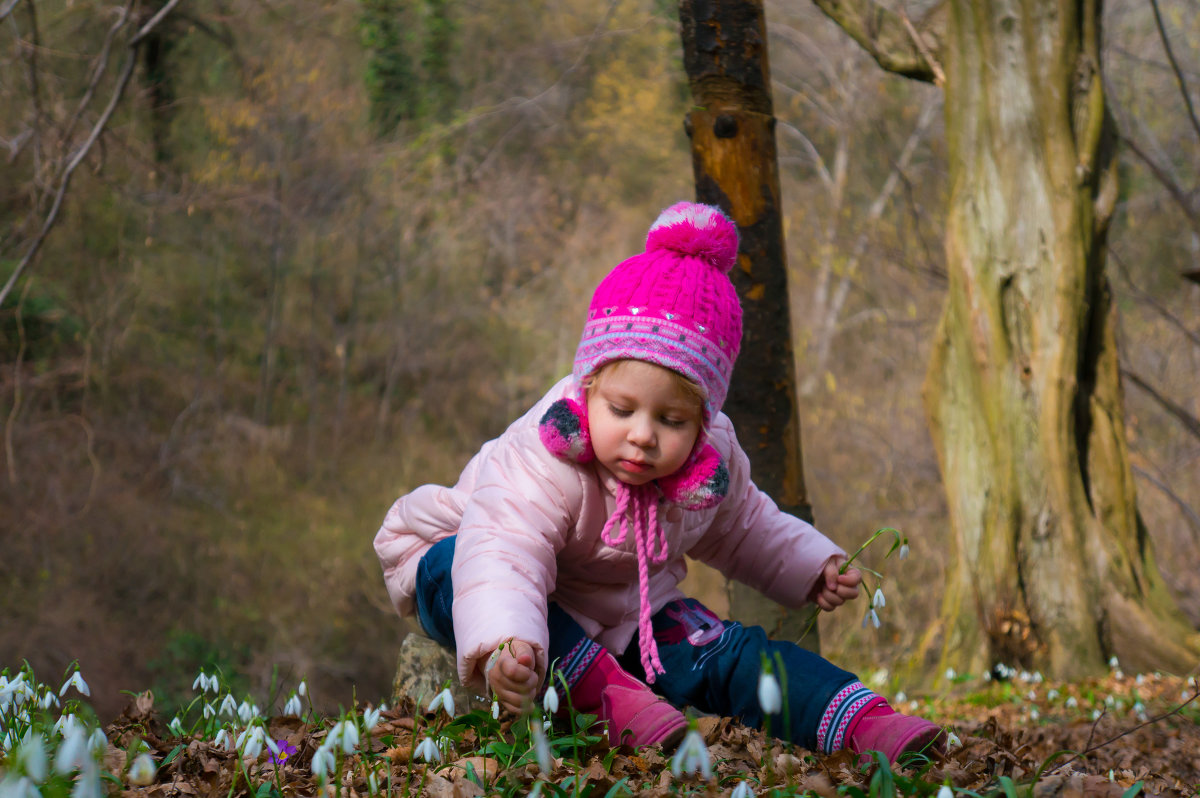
[678,0,820,650]
[923,0,1200,678]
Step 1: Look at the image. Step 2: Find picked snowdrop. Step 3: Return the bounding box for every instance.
[757,670,782,715]
[59,671,90,698]
[428,687,455,717]
[670,728,711,780]
[872,588,886,609]
[491,700,500,720]
[414,735,442,764]
[862,608,881,629]
[542,685,559,715]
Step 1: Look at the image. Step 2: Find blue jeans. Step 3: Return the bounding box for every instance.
[415,535,860,750]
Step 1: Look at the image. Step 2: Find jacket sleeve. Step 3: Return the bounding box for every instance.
[451,429,583,691]
[374,483,467,619]
[686,416,844,608]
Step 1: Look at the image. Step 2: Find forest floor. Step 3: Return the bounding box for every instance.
[99,670,1200,797]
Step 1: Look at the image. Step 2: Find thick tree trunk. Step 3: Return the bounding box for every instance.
[678,0,820,649]
[924,0,1200,678]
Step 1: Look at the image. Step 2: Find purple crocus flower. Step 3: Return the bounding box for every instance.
[269,739,298,766]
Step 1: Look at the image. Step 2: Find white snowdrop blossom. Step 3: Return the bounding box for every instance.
[128,753,156,786]
[414,736,442,764]
[236,700,256,724]
[202,703,215,720]
[731,781,755,798]
[59,671,90,698]
[491,701,500,720]
[168,716,184,736]
[362,706,383,732]
[1108,656,1119,670]
[945,731,962,749]
[38,690,60,710]
[219,695,237,717]
[283,694,302,717]
[17,732,48,783]
[872,588,886,609]
[670,729,712,780]
[311,745,337,780]
[945,668,957,681]
[368,771,379,794]
[237,725,266,760]
[531,721,553,774]
[542,686,559,715]
[1029,708,1039,721]
[0,775,38,798]
[297,680,308,697]
[428,687,455,717]
[937,784,954,798]
[1047,689,1059,701]
[898,542,910,560]
[895,691,907,704]
[757,671,782,715]
[213,729,231,750]
[54,720,90,775]
[1091,709,1102,721]
[327,720,358,754]
[191,673,206,692]
[1065,696,1078,708]
[862,608,881,629]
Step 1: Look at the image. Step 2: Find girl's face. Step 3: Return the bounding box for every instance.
[586,360,702,486]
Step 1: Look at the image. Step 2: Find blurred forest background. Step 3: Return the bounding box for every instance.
[1,0,1197,723]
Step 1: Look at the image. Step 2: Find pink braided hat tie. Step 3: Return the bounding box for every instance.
[600,482,668,683]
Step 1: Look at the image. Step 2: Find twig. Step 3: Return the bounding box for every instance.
[0,0,187,307]
[1132,464,1200,530]
[1148,0,1200,145]
[899,11,945,87]
[1110,249,1200,349]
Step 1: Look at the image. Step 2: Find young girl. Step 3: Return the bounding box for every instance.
[374,202,943,762]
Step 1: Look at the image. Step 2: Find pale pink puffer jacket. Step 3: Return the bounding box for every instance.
[374,376,844,692]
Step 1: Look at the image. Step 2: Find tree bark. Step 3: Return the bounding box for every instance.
[923,0,1200,677]
[678,0,820,649]
[812,0,1200,678]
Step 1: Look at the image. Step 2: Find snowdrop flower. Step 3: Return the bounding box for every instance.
[283,694,302,717]
[1032,671,1044,683]
[872,588,886,609]
[59,671,90,698]
[362,705,383,732]
[1029,708,1039,721]
[1105,695,1115,707]
[168,716,184,736]
[1065,696,1078,708]
[191,673,206,692]
[311,745,336,780]
[297,680,308,697]
[38,690,60,710]
[1135,673,1145,685]
[491,700,500,720]
[895,691,907,704]
[1047,689,1059,701]
[202,702,215,719]
[217,694,235,717]
[731,781,755,798]
[236,725,266,760]
[0,776,37,798]
[1091,709,1102,721]
[945,668,957,681]
[945,731,962,749]
[543,685,559,715]
[87,728,106,756]
[414,736,442,764]
[213,729,231,751]
[1133,701,1146,721]
[326,719,358,754]
[937,785,954,798]
[17,732,47,782]
[757,671,782,715]
[1108,656,1119,670]
[368,771,379,794]
[531,721,553,774]
[670,728,711,780]
[862,608,881,629]
[898,541,910,560]
[1026,690,1037,701]
[237,700,256,724]
[982,670,992,682]
[428,687,455,717]
[128,753,156,786]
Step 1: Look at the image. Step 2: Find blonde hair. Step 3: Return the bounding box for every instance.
[584,359,706,411]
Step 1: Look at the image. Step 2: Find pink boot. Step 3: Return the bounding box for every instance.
[847,700,945,764]
[570,651,688,750]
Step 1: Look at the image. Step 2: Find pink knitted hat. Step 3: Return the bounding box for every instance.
[574,202,742,420]
[538,202,743,510]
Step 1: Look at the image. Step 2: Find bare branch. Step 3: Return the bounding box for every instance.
[1110,249,1200,349]
[0,51,137,307]
[809,0,943,83]
[1148,0,1200,145]
[1132,465,1200,531]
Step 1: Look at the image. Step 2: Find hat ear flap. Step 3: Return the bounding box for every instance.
[658,443,728,510]
[539,397,594,463]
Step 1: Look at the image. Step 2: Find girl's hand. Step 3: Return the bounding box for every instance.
[487,639,540,713]
[809,556,862,612]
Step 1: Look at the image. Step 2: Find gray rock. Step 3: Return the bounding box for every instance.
[391,632,483,713]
